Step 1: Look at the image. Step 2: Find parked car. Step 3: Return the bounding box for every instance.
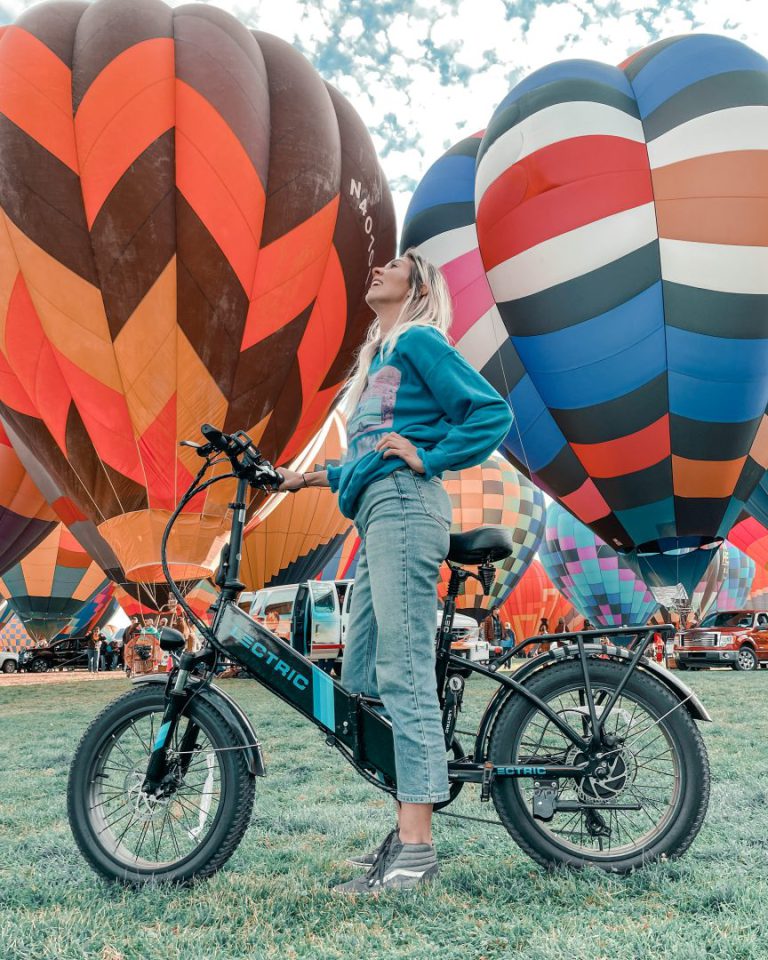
[248,580,485,672]
[0,648,26,673]
[674,610,768,672]
[23,636,89,672]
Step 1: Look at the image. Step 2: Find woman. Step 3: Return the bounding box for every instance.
[277,250,512,895]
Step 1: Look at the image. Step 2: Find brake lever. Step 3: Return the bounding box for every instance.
[179,439,215,458]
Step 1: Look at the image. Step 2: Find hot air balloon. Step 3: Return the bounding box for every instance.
[748,563,768,610]
[0,0,395,591]
[436,452,545,618]
[688,546,728,621]
[241,412,351,591]
[711,543,755,612]
[0,608,33,652]
[316,529,362,582]
[540,502,659,628]
[498,560,563,646]
[0,524,109,640]
[405,35,768,600]
[53,582,117,641]
[0,420,57,575]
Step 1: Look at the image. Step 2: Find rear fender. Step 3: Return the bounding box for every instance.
[475,642,711,762]
[133,675,265,777]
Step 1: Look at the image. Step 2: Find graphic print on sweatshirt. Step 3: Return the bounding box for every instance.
[345,365,402,460]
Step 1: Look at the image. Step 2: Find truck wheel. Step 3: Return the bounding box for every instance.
[29,658,48,673]
[734,647,758,671]
[676,662,688,671]
[2,659,17,673]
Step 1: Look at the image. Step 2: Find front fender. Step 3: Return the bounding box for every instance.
[133,675,266,777]
[475,642,711,761]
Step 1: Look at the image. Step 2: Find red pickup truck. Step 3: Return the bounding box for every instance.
[675,610,768,672]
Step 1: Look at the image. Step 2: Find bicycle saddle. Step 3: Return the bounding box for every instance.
[447,525,515,565]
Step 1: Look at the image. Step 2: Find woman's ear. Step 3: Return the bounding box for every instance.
[419,283,428,298]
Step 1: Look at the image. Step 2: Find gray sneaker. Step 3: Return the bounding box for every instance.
[333,830,438,895]
[345,827,398,867]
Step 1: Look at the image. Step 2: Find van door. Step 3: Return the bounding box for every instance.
[290,584,310,657]
[340,582,354,652]
[308,581,341,660]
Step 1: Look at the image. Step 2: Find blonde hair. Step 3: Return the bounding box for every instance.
[341,249,453,412]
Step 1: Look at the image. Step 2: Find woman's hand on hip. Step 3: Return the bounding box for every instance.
[375,432,425,474]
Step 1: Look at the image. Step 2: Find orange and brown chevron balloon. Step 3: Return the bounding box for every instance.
[0,0,395,587]
[0,420,57,575]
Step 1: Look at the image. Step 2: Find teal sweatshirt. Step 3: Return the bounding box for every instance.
[326,325,513,520]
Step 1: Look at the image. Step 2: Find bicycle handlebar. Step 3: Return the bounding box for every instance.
[186,423,283,491]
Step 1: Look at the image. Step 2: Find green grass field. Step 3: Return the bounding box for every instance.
[1,668,767,960]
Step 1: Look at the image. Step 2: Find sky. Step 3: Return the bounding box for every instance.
[2,0,766,231]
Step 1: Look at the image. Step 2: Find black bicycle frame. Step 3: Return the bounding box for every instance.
[142,457,678,799]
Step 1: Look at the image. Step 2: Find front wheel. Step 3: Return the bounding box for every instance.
[734,647,758,671]
[488,660,709,873]
[2,659,16,673]
[67,684,255,884]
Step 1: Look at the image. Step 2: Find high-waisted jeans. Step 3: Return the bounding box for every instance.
[341,468,452,804]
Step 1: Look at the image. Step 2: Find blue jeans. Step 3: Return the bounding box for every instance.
[341,468,452,804]
[87,649,99,672]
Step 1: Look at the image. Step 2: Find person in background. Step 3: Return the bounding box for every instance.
[502,620,516,654]
[86,626,103,673]
[265,610,280,634]
[109,632,122,671]
[102,631,113,671]
[537,617,551,654]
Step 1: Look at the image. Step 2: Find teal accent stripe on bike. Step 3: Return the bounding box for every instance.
[312,668,335,730]
[153,721,171,751]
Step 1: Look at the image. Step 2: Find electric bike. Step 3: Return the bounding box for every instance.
[67,425,711,883]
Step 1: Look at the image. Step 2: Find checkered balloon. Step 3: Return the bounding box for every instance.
[540,502,658,627]
[438,452,545,617]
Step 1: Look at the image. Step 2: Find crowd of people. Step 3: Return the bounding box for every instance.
[83,610,201,676]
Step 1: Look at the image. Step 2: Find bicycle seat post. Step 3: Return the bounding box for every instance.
[435,563,466,702]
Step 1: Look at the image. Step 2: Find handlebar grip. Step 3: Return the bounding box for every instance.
[200,423,230,452]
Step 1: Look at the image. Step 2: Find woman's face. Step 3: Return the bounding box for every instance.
[365,258,412,314]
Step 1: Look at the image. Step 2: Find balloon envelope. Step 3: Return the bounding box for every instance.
[0,421,57,575]
[462,35,768,595]
[0,0,395,586]
[437,452,545,617]
[499,560,563,644]
[0,524,109,640]
[241,413,352,591]
[540,502,658,627]
[712,543,755,612]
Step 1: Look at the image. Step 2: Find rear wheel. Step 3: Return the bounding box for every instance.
[488,660,709,873]
[68,684,255,884]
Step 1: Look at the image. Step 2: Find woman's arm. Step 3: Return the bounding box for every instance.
[417,351,513,479]
[276,468,331,492]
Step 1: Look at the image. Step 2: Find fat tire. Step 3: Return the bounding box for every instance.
[488,660,710,873]
[68,684,255,885]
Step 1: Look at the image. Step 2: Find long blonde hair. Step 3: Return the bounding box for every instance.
[341,249,453,412]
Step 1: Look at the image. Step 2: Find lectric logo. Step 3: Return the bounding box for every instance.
[236,634,309,691]
[496,766,547,776]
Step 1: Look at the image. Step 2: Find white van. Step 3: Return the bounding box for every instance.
[248,580,487,670]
